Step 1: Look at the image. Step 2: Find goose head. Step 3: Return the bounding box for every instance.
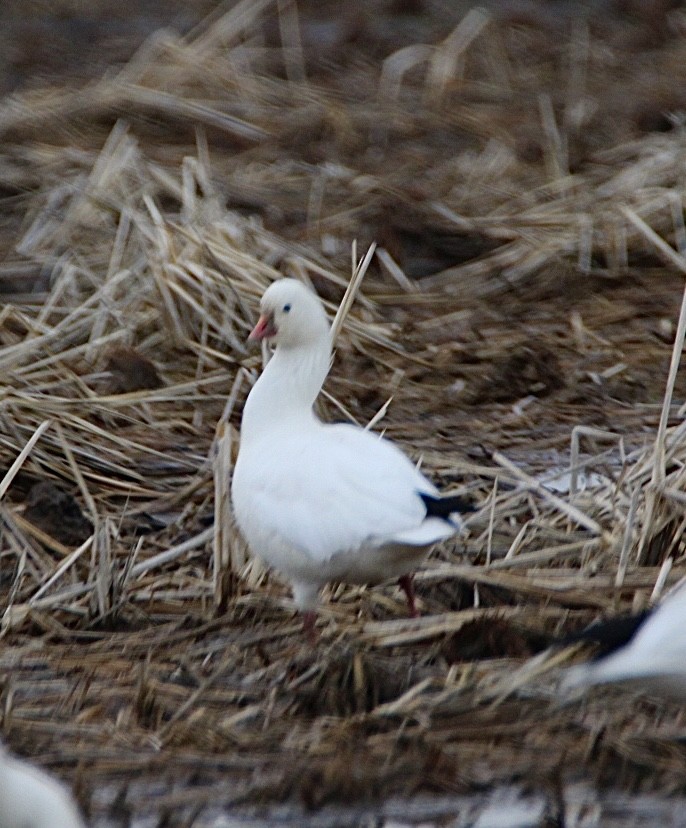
[249,279,330,350]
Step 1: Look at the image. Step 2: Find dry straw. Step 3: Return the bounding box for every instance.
[1,0,686,821]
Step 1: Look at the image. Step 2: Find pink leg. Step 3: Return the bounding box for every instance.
[302,610,318,642]
[398,574,419,618]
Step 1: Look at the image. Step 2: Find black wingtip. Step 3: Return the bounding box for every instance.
[556,610,652,659]
[419,492,476,520]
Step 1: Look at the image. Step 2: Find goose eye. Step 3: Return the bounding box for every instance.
[283,303,291,313]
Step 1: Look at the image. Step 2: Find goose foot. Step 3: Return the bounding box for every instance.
[398,574,419,618]
[302,610,318,642]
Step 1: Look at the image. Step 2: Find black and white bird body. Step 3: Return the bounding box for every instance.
[0,742,86,828]
[231,279,472,631]
[561,583,686,701]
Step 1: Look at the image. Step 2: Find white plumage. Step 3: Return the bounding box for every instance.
[0,743,85,828]
[231,279,471,630]
[562,583,686,701]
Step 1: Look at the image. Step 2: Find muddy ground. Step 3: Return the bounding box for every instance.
[3,1,686,826]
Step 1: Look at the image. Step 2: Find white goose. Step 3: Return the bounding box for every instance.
[0,742,86,828]
[231,279,472,633]
[561,583,686,701]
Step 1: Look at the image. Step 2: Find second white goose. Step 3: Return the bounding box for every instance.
[0,742,86,828]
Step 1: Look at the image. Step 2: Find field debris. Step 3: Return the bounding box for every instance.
[2,1,686,824]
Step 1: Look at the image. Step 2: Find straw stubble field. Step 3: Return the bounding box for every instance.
[3,1,686,824]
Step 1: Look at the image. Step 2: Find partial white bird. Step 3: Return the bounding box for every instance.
[561,583,686,701]
[231,278,473,634]
[0,742,86,828]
